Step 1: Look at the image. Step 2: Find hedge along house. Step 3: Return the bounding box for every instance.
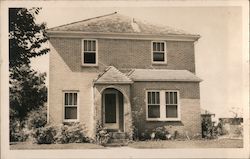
[47,12,202,139]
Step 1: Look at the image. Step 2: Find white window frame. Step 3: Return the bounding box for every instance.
[82,39,98,66]
[151,41,167,64]
[146,90,180,121]
[63,91,80,122]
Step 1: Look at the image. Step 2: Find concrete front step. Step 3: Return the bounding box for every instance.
[105,132,129,147]
[109,132,127,139]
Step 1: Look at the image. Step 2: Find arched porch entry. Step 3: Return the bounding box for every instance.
[94,84,132,135]
[102,88,124,132]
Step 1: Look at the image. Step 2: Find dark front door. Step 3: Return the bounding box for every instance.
[103,91,119,129]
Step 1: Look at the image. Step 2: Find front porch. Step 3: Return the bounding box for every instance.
[93,66,133,141]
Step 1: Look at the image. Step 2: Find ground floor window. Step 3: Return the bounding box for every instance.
[146,90,180,121]
[64,91,78,121]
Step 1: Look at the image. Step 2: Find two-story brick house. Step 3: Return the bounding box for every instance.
[47,12,202,139]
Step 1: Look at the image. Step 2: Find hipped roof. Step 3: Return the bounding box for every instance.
[48,12,199,37]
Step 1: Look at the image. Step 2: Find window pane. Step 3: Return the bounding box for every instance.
[73,93,77,105]
[152,92,155,104]
[170,92,173,104]
[160,43,164,51]
[87,40,91,51]
[69,93,73,105]
[148,105,160,118]
[84,52,96,64]
[148,92,151,104]
[92,40,96,51]
[153,42,157,51]
[166,105,178,118]
[65,107,77,119]
[153,52,164,61]
[156,92,160,104]
[84,40,87,51]
[156,43,160,51]
[166,92,169,104]
[65,93,68,105]
[173,92,177,104]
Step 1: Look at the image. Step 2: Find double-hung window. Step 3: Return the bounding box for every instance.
[64,92,78,121]
[147,91,160,118]
[166,91,178,118]
[82,39,97,65]
[146,90,180,121]
[152,41,166,63]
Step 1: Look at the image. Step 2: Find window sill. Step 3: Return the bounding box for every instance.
[81,64,98,67]
[63,119,79,123]
[146,118,181,121]
[152,62,167,65]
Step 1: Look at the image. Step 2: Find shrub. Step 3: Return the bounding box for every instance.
[154,127,169,140]
[26,106,47,130]
[9,119,29,142]
[95,121,110,145]
[139,129,151,141]
[33,125,57,144]
[55,122,89,144]
[202,117,218,139]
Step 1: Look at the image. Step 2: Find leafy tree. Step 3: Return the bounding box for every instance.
[9,8,49,79]
[9,64,47,121]
[9,8,49,120]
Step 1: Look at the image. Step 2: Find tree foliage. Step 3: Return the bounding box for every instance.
[9,8,49,78]
[10,64,47,121]
[9,8,49,121]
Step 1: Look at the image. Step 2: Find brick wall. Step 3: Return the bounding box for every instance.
[131,81,201,136]
[49,37,200,138]
[49,38,196,73]
[49,43,99,137]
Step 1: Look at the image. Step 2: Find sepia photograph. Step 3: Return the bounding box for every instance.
[1,0,249,158]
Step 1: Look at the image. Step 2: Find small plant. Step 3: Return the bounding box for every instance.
[33,125,57,144]
[95,121,110,145]
[55,122,89,144]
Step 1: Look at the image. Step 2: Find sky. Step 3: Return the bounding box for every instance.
[31,6,244,118]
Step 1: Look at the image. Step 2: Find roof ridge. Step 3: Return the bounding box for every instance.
[48,12,118,30]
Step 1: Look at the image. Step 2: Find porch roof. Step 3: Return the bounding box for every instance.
[94,66,133,84]
[128,69,202,82]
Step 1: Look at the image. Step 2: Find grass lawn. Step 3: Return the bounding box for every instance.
[10,142,105,150]
[128,138,243,149]
[10,138,243,150]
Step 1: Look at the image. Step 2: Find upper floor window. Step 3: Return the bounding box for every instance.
[152,41,166,64]
[146,90,180,121]
[82,39,97,65]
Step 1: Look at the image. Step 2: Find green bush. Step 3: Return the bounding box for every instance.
[26,106,47,129]
[55,122,90,144]
[33,125,57,144]
[95,121,110,145]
